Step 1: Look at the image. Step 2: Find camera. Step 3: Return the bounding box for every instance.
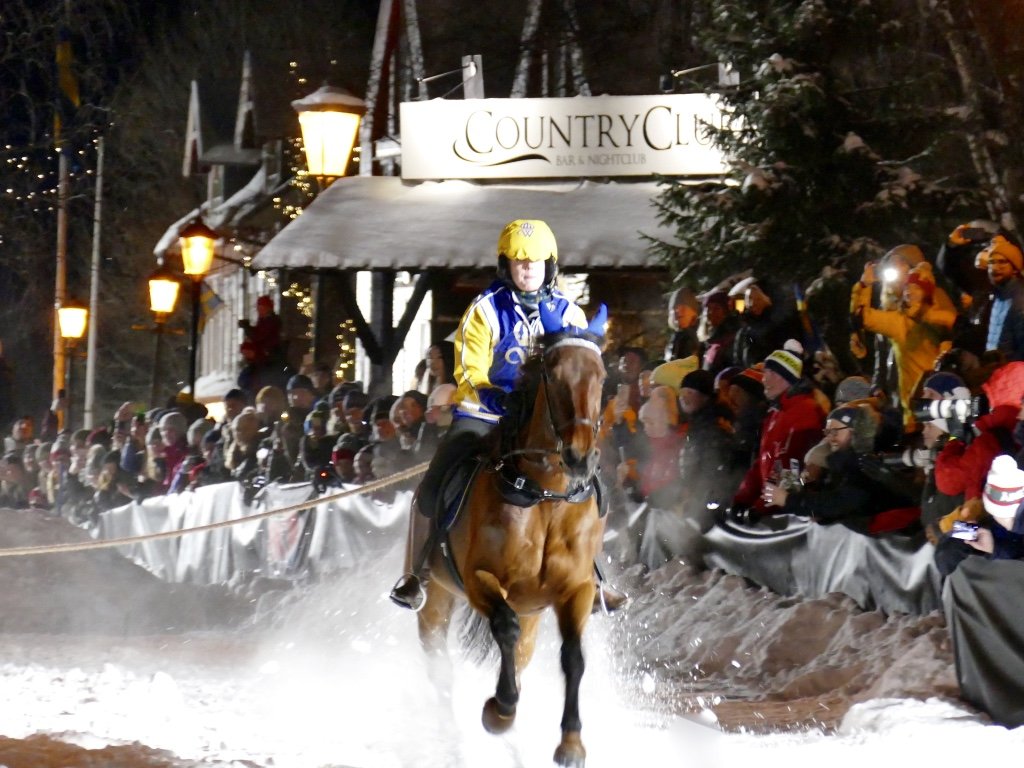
[951,520,980,541]
[880,447,933,470]
[910,395,988,435]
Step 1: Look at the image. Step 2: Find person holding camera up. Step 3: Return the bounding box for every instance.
[916,372,972,544]
[932,361,1024,537]
[850,260,954,429]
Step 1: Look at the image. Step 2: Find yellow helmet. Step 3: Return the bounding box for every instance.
[496,219,558,263]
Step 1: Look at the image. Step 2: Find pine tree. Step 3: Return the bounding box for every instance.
[651,0,982,289]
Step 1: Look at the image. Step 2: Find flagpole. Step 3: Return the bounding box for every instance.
[84,135,104,429]
[53,0,76,431]
[53,150,68,426]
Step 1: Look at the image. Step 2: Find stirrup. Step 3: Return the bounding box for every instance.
[389,573,426,612]
[592,583,629,615]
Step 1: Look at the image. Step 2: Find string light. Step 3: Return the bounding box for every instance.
[335,318,356,375]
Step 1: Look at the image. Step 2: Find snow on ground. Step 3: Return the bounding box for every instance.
[0,508,1020,768]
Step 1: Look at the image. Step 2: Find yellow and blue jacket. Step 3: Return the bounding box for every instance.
[453,281,586,424]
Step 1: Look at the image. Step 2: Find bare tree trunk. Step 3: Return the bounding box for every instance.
[931,0,1018,233]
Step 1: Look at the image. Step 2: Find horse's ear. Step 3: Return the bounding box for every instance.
[540,299,566,334]
[587,304,608,338]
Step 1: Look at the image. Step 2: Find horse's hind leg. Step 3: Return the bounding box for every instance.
[552,588,593,768]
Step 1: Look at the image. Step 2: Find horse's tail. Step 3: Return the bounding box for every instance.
[454,602,499,667]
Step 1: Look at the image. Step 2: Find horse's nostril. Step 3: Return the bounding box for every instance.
[563,447,592,475]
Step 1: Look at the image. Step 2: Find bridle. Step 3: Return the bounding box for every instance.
[492,334,604,503]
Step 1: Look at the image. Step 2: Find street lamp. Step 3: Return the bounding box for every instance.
[179,218,216,401]
[57,297,88,431]
[148,265,181,319]
[292,84,366,185]
[147,265,181,406]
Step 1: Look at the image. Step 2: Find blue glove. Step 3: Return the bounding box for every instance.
[478,387,508,415]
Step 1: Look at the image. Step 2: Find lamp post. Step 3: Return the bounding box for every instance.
[147,265,181,407]
[178,218,216,402]
[292,84,366,186]
[57,298,88,431]
[292,84,366,364]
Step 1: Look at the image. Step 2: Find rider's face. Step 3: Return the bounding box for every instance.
[508,259,546,293]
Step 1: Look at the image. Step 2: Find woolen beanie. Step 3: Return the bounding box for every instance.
[763,349,802,384]
[982,455,1024,520]
[834,376,873,405]
[714,366,743,392]
[342,389,369,410]
[286,374,315,392]
[652,356,699,393]
[980,235,1024,273]
[680,369,715,397]
[827,405,859,426]
[922,372,970,401]
[731,366,765,400]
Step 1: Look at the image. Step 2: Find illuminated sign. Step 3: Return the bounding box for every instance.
[399,93,728,180]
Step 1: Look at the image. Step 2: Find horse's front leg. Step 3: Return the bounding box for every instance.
[553,584,594,768]
[418,581,457,695]
[472,571,520,734]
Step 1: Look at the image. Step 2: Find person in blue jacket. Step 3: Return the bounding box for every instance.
[389,219,625,612]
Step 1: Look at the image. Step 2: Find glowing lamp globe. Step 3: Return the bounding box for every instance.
[292,85,366,178]
[57,300,88,341]
[148,266,181,319]
[179,219,217,278]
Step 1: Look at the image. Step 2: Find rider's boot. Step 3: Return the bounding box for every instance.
[389,572,427,612]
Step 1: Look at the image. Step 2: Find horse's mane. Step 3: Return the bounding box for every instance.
[492,330,604,454]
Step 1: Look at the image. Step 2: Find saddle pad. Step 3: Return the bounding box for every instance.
[439,458,484,531]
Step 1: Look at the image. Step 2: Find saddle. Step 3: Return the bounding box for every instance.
[436,456,485,531]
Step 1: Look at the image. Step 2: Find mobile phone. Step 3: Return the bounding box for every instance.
[959,227,990,243]
[951,521,980,541]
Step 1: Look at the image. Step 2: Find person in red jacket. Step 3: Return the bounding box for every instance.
[729,348,826,520]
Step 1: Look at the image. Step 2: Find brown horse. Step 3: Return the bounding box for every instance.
[417,305,609,768]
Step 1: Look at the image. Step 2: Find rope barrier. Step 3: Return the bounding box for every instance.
[0,462,430,559]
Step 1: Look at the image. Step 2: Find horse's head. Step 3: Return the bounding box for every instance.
[538,302,608,480]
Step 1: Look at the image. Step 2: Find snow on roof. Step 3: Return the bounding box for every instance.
[154,167,278,258]
[252,176,679,271]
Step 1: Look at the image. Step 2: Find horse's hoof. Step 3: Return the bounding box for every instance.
[553,734,586,767]
[481,697,516,734]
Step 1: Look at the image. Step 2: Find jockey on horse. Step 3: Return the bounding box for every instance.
[389,218,628,613]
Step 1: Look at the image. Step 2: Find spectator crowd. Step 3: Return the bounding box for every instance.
[3,223,1024,581]
[0,340,458,527]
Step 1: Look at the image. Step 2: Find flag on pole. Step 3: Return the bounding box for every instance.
[54,26,80,145]
[198,284,225,332]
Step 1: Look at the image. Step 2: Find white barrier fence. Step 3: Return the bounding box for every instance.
[96,481,411,585]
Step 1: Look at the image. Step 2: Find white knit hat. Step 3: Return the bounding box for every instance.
[982,455,1024,521]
